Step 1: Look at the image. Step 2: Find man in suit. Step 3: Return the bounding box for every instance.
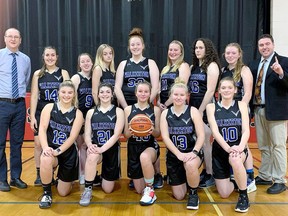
[249,34,288,194]
[0,28,31,191]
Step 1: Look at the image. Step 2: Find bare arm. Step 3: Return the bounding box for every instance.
[123,106,132,138]
[92,66,103,104]
[71,74,80,91]
[30,70,40,131]
[115,60,128,108]
[148,59,160,103]
[198,62,219,114]
[38,104,54,149]
[241,66,253,104]
[151,106,161,138]
[190,107,205,151]
[84,109,94,147]
[62,69,70,81]
[237,101,250,152]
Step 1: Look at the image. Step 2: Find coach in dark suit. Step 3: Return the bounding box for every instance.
[249,34,288,194]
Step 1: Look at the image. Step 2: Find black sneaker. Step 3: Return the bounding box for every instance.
[235,194,249,213]
[153,173,163,189]
[39,192,52,209]
[128,179,134,188]
[34,176,42,186]
[200,169,207,182]
[187,193,199,210]
[199,174,215,188]
[93,172,102,187]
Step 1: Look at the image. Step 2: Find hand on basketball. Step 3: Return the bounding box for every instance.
[271,56,283,76]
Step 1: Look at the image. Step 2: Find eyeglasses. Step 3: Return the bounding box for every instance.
[5,35,20,40]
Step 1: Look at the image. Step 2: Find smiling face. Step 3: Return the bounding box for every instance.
[168,42,182,63]
[43,48,58,68]
[79,54,93,73]
[258,37,275,59]
[58,86,75,104]
[129,36,144,57]
[218,79,237,100]
[171,86,187,106]
[4,28,21,52]
[224,45,241,66]
[98,86,113,104]
[135,83,151,103]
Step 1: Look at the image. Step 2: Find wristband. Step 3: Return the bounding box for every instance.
[192,149,199,156]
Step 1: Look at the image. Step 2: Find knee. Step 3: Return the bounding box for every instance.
[173,192,186,200]
[140,152,150,164]
[40,156,53,168]
[86,154,98,164]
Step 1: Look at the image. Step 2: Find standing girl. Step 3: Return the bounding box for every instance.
[158,40,190,111]
[30,46,70,186]
[71,53,94,184]
[188,38,220,188]
[160,79,205,210]
[124,82,161,206]
[79,83,124,206]
[38,80,84,209]
[206,77,250,213]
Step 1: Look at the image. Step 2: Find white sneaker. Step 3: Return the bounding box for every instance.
[139,187,157,206]
[79,175,85,185]
[79,186,92,206]
[247,180,257,193]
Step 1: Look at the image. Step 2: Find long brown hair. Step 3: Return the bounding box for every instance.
[38,46,58,78]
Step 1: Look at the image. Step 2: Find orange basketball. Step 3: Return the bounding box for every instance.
[129,114,153,137]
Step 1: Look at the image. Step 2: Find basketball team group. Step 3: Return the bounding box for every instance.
[1,27,288,213]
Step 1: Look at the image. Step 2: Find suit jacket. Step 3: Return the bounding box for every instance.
[249,53,288,120]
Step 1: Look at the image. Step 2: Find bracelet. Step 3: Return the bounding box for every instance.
[192,149,199,156]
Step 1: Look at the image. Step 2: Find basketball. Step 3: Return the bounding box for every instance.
[129,114,153,137]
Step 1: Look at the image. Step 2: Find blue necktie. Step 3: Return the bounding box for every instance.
[11,53,19,98]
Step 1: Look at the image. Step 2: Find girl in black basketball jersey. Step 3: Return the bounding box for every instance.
[38,80,84,209]
[206,77,250,213]
[221,43,256,194]
[92,44,116,105]
[115,27,159,109]
[158,40,190,111]
[124,81,161,206]
[79,83,124,206]
[160,79,205,210]
[30,46,70,186]
[71,53,94,185]
[189,38,221,188]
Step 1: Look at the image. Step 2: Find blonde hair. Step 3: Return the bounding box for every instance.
[169,77,188,95]
[94,44,116,73]
[135,81,152,105]
[58,80,78,108]
[161,40,185,75]
[224,43,245,82]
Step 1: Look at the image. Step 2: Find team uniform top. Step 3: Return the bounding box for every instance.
[188,66,208,108]
[166,105,196,153]
[37,68,64,111]
[213,100,242,148]
[221,67,244,101]
[90,105,118,147]
[127,104,155,145]
[160,68,179,104]
[100,68,115,87]
[46,102,77,147]
[122,58,151,105]
[76,73,94,118]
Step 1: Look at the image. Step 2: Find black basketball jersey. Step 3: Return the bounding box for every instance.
[166,105,196,153]
[221,67,244,101]
[76,73,94,118]
[122,58,151,105]
[100,69,115,87]
[189,66,207,100]
[127,104,155,145]
[47,102,77,147]
[213,101,242,147]
[160,68,179,104]
[90,105,118,146]
[37,68,64,110]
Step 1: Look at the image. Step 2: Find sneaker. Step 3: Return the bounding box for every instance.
[93,172,102,187]
[139,187,157,206]
[247,180,257,194]
[199,174,215,188]
[79,186,92,206]
[153,173,163,189]
[235,194,249,213]
[79,175,85,185]
[34,176,42,186]
[39,193,52,209]
[129,179,134,188]
[200,169,207,182]
[187,193,199,210]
